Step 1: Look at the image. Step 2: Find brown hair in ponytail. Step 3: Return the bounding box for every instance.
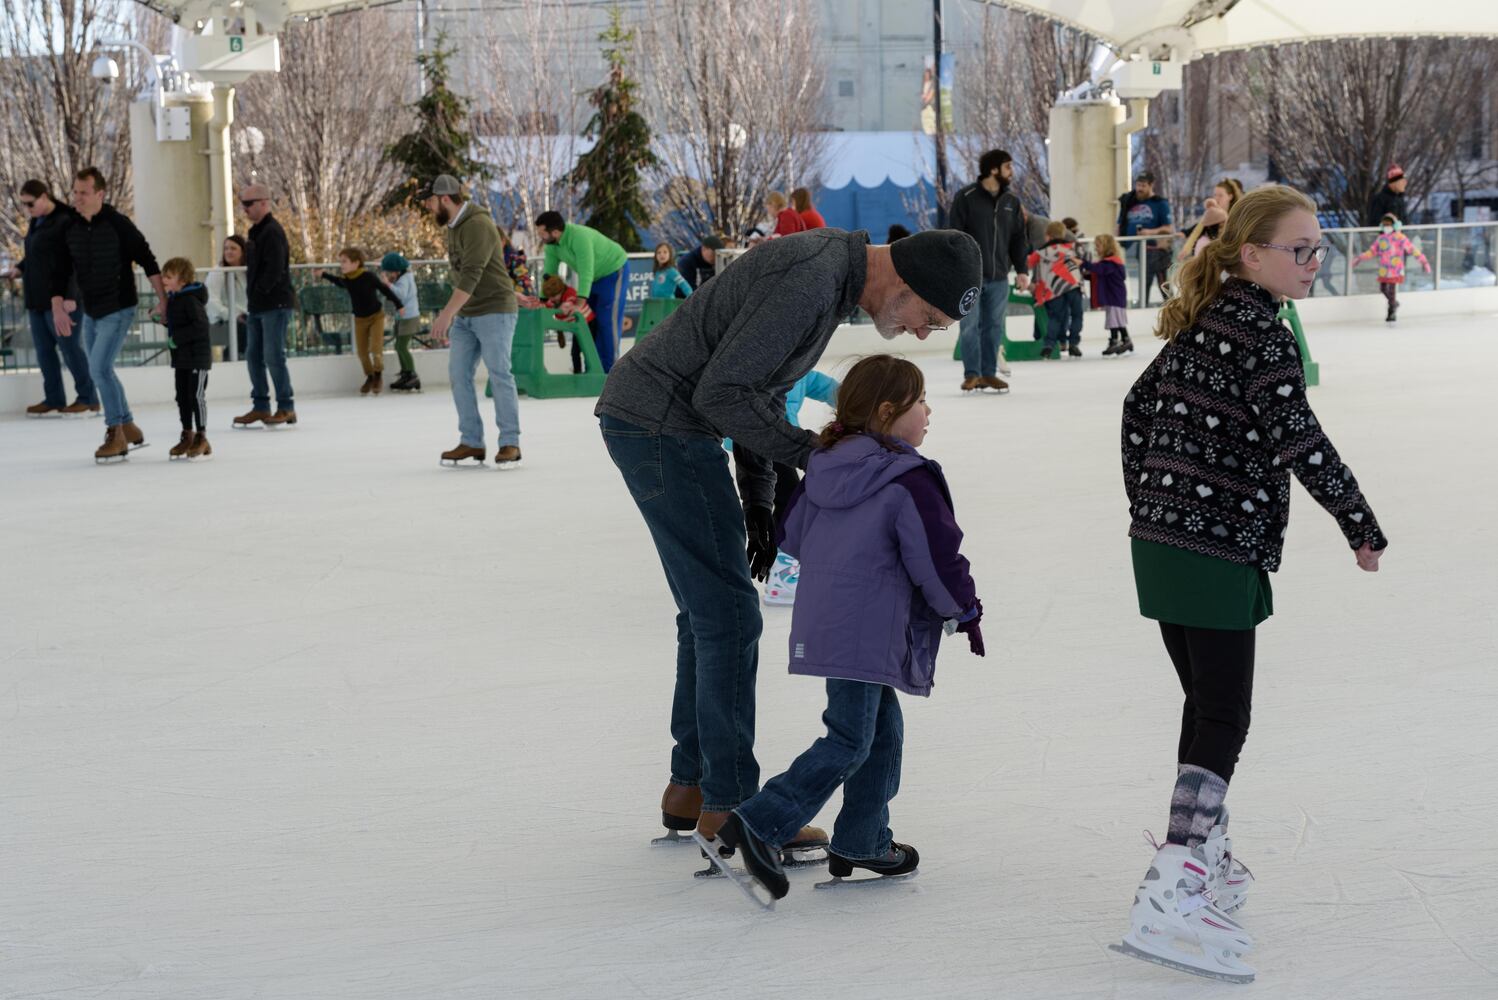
[1155,184,1317,342]
[818,355,924,449]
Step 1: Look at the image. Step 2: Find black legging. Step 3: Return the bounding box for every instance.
[174,368,208,431]
[1159,622,1255,782]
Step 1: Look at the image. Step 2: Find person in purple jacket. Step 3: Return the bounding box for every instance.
[709,355,985,902]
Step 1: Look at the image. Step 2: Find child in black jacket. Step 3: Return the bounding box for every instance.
[322,246,403,394]
[162,257,213,460]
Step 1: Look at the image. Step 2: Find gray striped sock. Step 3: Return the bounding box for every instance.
[1168,764,1228,848]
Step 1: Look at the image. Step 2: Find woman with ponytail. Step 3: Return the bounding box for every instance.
[1114,185,1389,983]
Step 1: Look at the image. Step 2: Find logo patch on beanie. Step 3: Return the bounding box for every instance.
[959,286,979,316]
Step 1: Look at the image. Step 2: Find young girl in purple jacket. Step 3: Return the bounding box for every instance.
[709,355,984,902]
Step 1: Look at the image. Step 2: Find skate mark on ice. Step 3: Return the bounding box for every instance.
[1292,805,1315,861]
[150,641,321,710]
[1393,868,1498,977]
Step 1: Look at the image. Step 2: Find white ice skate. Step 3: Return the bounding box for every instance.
[1202,813,1255,914]
[763,553,799,606]
[1111,842,1256,985]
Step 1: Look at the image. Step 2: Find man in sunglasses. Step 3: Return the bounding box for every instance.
[9,179,97,417]
[235,183,298,428]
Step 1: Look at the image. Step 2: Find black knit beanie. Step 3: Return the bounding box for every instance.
[889,229,983,320]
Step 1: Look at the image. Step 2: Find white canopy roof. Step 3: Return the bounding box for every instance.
[985,0,1498,55]
[132,0,401,31]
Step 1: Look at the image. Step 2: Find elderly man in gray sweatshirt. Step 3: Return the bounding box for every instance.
[596,227,981,854]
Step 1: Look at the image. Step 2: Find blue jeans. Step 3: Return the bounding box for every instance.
[737,680,903,859]
[1044,288,1084,348]
[82,307,135,426]
[30,309,95,407]
[450,311,520,449]
[246,308,295,412]
[599,414,761,811]
[958,279,1008,379]
[586,263,628,373]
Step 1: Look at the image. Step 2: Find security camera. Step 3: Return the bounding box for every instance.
[90,55,120,83]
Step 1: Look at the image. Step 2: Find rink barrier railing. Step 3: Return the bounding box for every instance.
[3,226,1495,372]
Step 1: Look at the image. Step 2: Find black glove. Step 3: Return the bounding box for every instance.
[745,505,776,583]
[956,599,985,657]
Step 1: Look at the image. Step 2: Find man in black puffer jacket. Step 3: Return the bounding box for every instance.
[52,166,165,462]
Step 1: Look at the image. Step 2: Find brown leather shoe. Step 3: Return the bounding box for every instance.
[370,372,382,395]
[94,426,128,463]
[696,810,731,840]
[187,432,212,461]
[495,445,522,468]
[440,443,485,466]
[233,408,272,427]
[121,421,145,448]
[26,402,61,417]
[264,409,297,426]
[698,811,826,851]
[661,783,703,831]
[169,430,194,459]
[960,376,980,392]
[359,373,374,395]
[979,375,1010,393]
[61,401,95,417]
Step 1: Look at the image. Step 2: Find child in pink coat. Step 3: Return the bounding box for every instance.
[1355,214,1430,322]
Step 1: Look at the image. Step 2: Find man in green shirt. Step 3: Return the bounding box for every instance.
[423,175,522,468]
[533,211,628,372]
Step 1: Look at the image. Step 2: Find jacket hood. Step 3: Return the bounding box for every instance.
[804,433,926,510]
[173,283,208,303]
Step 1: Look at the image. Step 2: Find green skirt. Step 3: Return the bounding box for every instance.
[1132,538,1273,630]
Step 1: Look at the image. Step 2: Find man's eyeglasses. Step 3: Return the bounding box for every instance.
[1257,242,1330,265]
[240,198,265,209]
[19,199,36,209]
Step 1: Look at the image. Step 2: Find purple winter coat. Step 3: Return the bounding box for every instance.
[778,433,978,697]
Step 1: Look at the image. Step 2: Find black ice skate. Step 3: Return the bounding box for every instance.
[814,842,920,890]
[692,814,787,909]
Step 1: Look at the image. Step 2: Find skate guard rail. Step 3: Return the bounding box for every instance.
[2,228,1495,372]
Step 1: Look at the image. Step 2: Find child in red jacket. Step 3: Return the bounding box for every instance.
[1026,220,1085,358]
[540,274,595,374]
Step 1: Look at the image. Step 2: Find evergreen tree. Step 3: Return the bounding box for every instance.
[383,36,489,209]
[568,7,658,250]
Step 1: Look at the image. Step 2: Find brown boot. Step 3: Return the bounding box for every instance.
[370,372,383,395]
[440,443,485,466]
[121,421,146,449]
[960,376,981,392]
[94,426,128,463]
[696,810,731,840]
[979,375,1010,394]
[234,408,272,428]
[187,431,213,461]
[697,810,826,855]
[169,430,194,459]
[494,445,522,468]
[61,401,95,418]
[661,783,703,833]
[26,402,61,418]
[359,373,374,395]
[264,409,297,427]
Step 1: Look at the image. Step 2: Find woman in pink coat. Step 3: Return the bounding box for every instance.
[1355,213,1431,322]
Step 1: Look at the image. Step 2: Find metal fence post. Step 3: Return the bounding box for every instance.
[227,269,239,361]
[1432,228,1443,291]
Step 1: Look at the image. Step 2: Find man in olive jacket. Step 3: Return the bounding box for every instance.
[424,175,522,468]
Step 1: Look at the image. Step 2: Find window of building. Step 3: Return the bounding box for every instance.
[838,79,855,98]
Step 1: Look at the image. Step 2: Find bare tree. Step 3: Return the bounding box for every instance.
[951,4,1094,214]
[464,0,588,254]
[1238,37,1496,224]
[0,0,169,251]
[640,0,829,247]
[231,10,417,261]
[1137,82,1216,230]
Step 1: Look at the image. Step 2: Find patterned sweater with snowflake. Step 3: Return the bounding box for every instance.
[1121,278,1387,571]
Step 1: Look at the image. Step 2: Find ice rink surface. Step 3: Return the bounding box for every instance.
[2,311,1495,1000]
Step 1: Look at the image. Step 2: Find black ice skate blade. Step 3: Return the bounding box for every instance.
[689,831,775,911]
[1109,941,1254,985]
[813,870,919,891]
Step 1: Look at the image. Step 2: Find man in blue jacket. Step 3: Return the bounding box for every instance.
[1117,171,1174,306]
